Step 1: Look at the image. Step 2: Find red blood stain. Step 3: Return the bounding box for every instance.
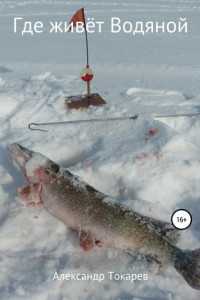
[34,216,39,219]
[147,129,158,136]
[145,129,159,142]
[34,167,45,177]
[81,244,94,252]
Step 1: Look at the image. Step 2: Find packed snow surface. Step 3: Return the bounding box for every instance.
[1,0,200,299]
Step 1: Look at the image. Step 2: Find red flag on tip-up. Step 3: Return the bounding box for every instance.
[69,8,86,28]
[65,7,107,108]
[69,7,89,67]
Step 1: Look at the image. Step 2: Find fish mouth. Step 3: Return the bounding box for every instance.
[7,143,33,173]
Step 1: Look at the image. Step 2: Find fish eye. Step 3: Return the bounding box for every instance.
[47,162,59,173]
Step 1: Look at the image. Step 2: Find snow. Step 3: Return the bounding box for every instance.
[1,0,200,299]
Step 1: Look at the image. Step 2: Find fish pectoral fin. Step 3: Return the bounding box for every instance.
[144,254,163,272]
[125,250,163,272]
[18,185,32,200]
[79,230,95,252]
[79,231,103,252]
[18,184,43,207]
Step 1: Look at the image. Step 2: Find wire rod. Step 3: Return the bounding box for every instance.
[28,115,138,132]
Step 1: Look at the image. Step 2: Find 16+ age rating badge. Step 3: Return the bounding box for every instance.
[171,209,192,230]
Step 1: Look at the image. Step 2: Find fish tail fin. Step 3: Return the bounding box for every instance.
[174,248,200,290]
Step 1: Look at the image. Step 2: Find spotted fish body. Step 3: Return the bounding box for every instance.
[7,143,200,290]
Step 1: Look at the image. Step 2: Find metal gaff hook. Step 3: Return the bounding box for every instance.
[28,123,48,132]
[28,115,138,132]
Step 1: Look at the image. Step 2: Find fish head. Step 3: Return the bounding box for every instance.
[7,143,59,184]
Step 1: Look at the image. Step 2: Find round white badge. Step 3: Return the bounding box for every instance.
[171,209,192,230]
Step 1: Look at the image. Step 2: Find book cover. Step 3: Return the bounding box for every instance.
[0,1,200,299]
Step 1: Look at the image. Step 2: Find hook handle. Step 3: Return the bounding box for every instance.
[28,123,48,132]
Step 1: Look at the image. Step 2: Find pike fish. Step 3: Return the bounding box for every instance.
[7,143,200,290]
